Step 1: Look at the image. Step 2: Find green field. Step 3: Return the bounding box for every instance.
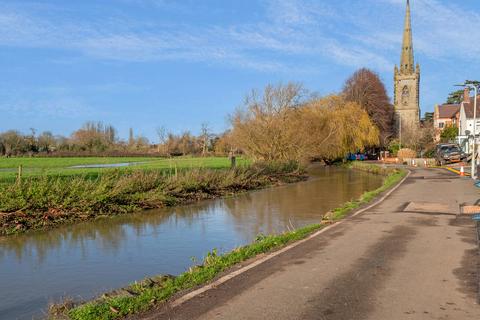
[0,156,248,183]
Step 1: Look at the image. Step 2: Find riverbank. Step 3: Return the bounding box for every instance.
[53,163,406,320]
[0,161,304,236]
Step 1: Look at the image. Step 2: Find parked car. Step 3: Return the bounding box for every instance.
[346,153,367,161]
[435,144,467,166]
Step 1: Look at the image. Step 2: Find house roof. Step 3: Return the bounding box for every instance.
[463,97,480,118]
[437,104,460,119]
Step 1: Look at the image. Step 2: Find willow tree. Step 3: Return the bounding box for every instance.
[231,83,379,163]
[296,95,379,161]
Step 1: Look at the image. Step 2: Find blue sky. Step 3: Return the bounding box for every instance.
[1,0,480,141]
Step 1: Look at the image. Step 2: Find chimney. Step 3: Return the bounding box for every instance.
[464,87,471,103]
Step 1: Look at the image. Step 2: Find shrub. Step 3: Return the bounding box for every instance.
[397,148,416,160]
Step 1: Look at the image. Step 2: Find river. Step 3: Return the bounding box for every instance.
[0,165,383,319]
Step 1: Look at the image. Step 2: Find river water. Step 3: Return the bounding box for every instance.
[0,166,383,319]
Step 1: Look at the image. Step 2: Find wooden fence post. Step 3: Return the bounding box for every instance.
[17,165,23,185]
[229,151,236,169]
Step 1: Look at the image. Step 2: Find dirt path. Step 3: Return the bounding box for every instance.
[138,168,480,320]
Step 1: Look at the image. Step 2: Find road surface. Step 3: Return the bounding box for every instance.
[138,168,480,320]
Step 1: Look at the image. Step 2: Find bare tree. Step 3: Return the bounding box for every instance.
[213,131,234,156]
[128,128,134,146]
[0,130,27,156]
[156,126,167,154]
[71,121,118,152]
[38,131,55,153]
[104,125,117,144]
[401,120,435,154]
[200,122,211,156]
[231,82,307,161]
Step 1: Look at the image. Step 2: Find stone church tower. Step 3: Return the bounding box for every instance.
[394,0,420,137]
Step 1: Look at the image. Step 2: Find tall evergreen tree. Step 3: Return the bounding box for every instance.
[446,90,465,104]
[128,128,134,146]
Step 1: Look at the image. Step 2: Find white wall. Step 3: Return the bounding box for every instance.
[463,119,480,135]
[458,103,480,136]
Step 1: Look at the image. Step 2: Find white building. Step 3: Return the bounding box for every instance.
[458,96,480,153]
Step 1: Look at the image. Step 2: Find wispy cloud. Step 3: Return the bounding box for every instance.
[265,0,336,26]
[0,86,95,118]
[0,97,91,118]
[361,0,480,60]
[0,0,478,74]
[0,0,396,72]
[412,0,480,60]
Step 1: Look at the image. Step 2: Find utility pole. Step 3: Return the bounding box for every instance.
[471,83,478,179]
[458,81,480,179]
[399,114,402,150]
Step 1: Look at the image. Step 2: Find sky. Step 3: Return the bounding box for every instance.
[1,0,480,142]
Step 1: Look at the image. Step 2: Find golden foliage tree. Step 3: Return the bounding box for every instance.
[296,95,379,161]
[230,83,306,161]
[231,83,379,162]
[213,131,234,156]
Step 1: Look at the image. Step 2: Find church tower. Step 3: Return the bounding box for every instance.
[394,0,420,136]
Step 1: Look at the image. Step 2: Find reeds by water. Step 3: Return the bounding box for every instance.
[0,161,304,236]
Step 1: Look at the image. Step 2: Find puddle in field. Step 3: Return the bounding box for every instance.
[69,162,149,169]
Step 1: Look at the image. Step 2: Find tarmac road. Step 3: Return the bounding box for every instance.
[138,168,480,320]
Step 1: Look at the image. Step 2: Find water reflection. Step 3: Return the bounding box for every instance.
[0,166,382,320]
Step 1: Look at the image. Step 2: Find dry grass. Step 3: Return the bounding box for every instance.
[0,161,304,235]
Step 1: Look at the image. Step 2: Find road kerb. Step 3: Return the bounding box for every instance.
[445,167,471,177]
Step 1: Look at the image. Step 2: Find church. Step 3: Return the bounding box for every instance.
[393,0,420,138]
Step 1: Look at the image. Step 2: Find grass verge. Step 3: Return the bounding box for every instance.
[347,161,395,175]
[0,161,302,236]
[330,163,406,220]
[54,163,406,320]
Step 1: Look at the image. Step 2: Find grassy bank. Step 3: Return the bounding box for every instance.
[55,164,406,320]
[330,162,406,220]
[347,161,394,175]
[0,161,303,236]
[0,156,249,183]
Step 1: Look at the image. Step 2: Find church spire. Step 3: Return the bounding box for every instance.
[400,0,414,74]
[393,0,420,135]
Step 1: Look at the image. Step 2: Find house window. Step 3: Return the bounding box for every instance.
[439,122,444,128]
